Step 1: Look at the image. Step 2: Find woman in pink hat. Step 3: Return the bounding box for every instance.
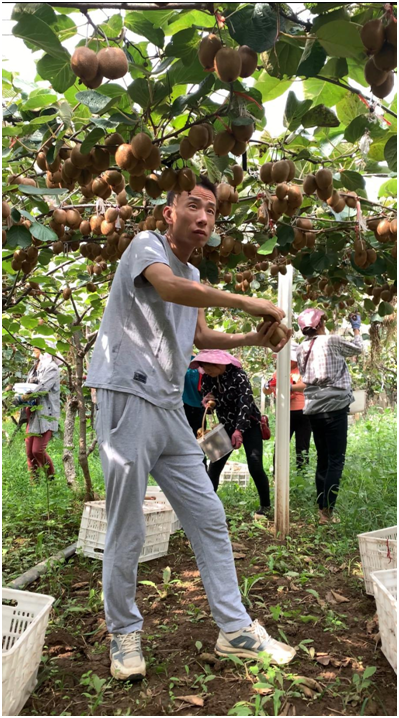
[190,350,271,518]
[296,309,363,524]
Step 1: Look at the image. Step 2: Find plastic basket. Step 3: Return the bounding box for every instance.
[77,500,173,562]
[357,525,397,595]
[198,423,232,462]
[371,569,397,673]
[349,389,366,414]
[2,588,54,717]
[220,461,250,488]
[145,486,182,533]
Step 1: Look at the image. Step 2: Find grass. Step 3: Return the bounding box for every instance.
[2,407,397,582]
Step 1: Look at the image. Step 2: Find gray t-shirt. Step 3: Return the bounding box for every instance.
[86,231,200,410]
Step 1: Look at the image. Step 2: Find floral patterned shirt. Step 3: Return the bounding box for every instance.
[201,365,260,435]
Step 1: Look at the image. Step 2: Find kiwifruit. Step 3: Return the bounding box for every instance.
[373,43,397,72]
[364,57,388,87]
[231,121,254,142]
[90,147,110,172]
[71,47,99,81]
[152,204,165,222]
[62,286,72,300]
[143,145,161,170]
[188,125,209,150]
[217,183,232,202]
[257,205,268,225]
[218,200,232,217]
[131,132,153,160]
[36,152,48,172]
[92,177,109,197]
[2,201,11,218]
[345,192,357,208]
[231,140,247,156]
[97,47,128,80]
[371,71,395,98]
[391,243,397,259]
[332,196,346,213]
[63,159,81,181]
[213,131,235,156]
[202,123,214,147]
[296,217,312,230]
[390,218,397,238]
[145,174,162,199]
[115,144,136,171]
[377,218,391,236]
[117,190,128,206]
[26,246,39,262]
[104,133,124,153]
[238,45,258,78]
[65,209,81,228]
[385,19,397,48]
[19,176,37,187]
[220,236,235,255]
[214,47,242,83]
[129,174,146,192]
[315,167,333,190]
[302,174,316,196]
[230,189,239,203]
[317,184,333,201]
[270,265,279,277]
[229,164,244,187]
[104,170,122,188]
[293,229,306,249]
[79,220,90,236]
[159,168,177,192]
[104,207,118,223]
[180,137,196,160]
[271,160,290,184]
[52,241,64,255]
[286,160,296,182]
[49,219,64,237]
[287,185,303,208]
[129,160,145,177]
[354,249,368,267]
[177,168,196,193]
[78,168,92,187]
[360,19,385,55]
[52,208,67,224]
[119,205,132,222]
[198,33,222,70]
[260,162,273,184]
[100,220,115,236]
[90,214,103,235]
[242,243,257,261]
[367,248,378,265]
[145,216,156,231]
[156,219,168,232]
[224,271,233,283]
[367,217,380,231]
[85,69,103,89]
[276,183,288,200]
[306,232,315,249]
[70,145,91,169]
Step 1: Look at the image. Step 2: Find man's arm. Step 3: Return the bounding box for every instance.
[143,263,285,321]
[194,309,291,352]
[333,331,363,357]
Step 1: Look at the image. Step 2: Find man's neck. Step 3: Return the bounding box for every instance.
[166,232,192,264]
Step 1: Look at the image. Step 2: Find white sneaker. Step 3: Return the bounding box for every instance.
[110,631,146,681]
[215,619,296,665]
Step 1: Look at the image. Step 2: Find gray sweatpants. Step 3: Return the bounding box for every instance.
[95,389,251,635]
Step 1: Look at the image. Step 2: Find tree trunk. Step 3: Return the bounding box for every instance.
[62,394,79,490]
[73,333,94,502]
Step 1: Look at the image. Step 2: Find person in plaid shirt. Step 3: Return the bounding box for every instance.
[296,308,363,524]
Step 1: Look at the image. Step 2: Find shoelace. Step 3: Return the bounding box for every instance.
[116,632,141,653]
[247,619,270,643]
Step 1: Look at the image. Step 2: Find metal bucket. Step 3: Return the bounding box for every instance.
[197,423,232,462]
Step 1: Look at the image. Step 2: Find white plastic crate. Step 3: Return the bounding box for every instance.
[2,588,54,717]
[371,568,397,673]
[77,500,173,562]
[358,525,397,595]
[220,461,250,488]
[145,486,182,533]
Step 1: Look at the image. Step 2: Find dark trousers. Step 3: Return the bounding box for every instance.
[309,409,348,510]
[208,423,270,507]
[184,404,207,467]
[290,410,312,468]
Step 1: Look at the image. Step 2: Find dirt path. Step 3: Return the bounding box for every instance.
[22,521,396,717]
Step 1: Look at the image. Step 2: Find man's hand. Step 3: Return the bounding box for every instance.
[246,321,292,352]
[231,430,243,449]
[240,297,285,321]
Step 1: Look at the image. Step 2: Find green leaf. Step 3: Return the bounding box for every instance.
[204,260,219,284]
[52,14,77,41]
[207,233,221,248]
[203,152,230,183]
[12,12,67,59]
[75,90,111,114]
[378,301,395,317]
[99,14,122,38]
[171,75,214,114]
[336,92,367,125]
[363,666,377,680]
[227,3,284,53]
[127,78,150,109]
[311,250,331,271]
[340,170,365,191]
[316,21,365,59]
[20,316,38,329]
[80,127,105,154]
[168,55,208,86]
[258,236,277,254]
[17,185,68,196]
[164,27,197,60]
[312,3,348,12]
[29,222,58,243]
[322,57,348,79]
[284,91,312,131]
[384,135,397,172]
[5,225,32,249]
[36,51,75,93]
[303,77,347,106]
[297,40,327,78]
[256,72,292,102]
[276,224,295,247]
[378,178,397,198]
[23,91,58,111]
[302,104,339,128]
[263,40,302,79]
[344,115,370,143]
[165,9,215,35]
[125,12,165,48]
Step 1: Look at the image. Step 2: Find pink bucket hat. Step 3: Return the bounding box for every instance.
[190,349,242,369]
[298,308,326,330]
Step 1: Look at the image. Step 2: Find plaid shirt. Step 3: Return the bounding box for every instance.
[296,334,363,391]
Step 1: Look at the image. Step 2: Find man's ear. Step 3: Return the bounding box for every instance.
[163,205,173,226]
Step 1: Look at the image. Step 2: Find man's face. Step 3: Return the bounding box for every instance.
[32,348,41,359]
[164,185,216,247]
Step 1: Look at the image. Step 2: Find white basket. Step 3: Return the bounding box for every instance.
[77,500,173,562]
[358,525,397,595]
[371,569,397,673]
[349,389,366,414]
[220,461,250,488]
[2,588,54,717]
[145,486,182,533]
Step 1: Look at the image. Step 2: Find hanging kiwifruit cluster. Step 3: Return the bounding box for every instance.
[361,17,397,98]
[258,159,301,221]
[353,237,378,270]
[198,35,258,82]
[137,203,168,233]
[216,173,242,217]
[71,46,128,87]
[367,216,397,245]
[179,124,215,159]
[213,119,255,158]
[303,168,334,201]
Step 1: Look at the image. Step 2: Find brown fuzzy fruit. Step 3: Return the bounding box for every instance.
[377,218,392,237]
[71,47,99,81]
[272,197,287,215]
[198,34,222,70]
[80,220,91,236]
[271,160,290,184]
[159,168,177,192]
[371,71,395,98]
[229,165,244,187]
[367,248,377,265]
[36,152,48,171]
[218,201,232,217]
[90,147,110,173]
[364,57,388,87]
[106,170,123,187]
[286,185,303,208]
[332,196,346,213]
[53,208,67,224]
[131,132,153,160]
[117,190,128,207]
[260,162,273,184]
[296,217,312,230]
[65,209,81,228]
[2,201,11,218]
[238,45,258,78]
[115,144,136,171]
[286,160,296,182]
[85,69,103,89]
[97,47,128,80]
[303,174,317,195]
[276,183,288,200]
[231,121,254,142]
[217,183,232,202]
[230,189,239,203]
[213,131,235,157]
[143,145,161,170]
[145,174,162,199]
[317,184,333,201]
[105,207,118,223]
[345,192,357,208]
[62,286,72,300]
[315,168,333,190]
[90,215,103,235]
[385,20,397,48]
[129,174,146,192]
[70,145,91,169]
[180,137,196,160]
[101,220,115,236]
[231,140,247,156]
[373,43,397,72]
[188,124,209,150]
[360,19,385,55]
[390,218,397,238]
[214,47,242,83]
[104,133,124,153]
[177,168,196,192]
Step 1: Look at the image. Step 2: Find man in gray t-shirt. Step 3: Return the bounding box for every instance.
[86,176,295,681]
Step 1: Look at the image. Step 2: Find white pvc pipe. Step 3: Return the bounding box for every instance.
[260,376,266,415]
[274,265,293,540]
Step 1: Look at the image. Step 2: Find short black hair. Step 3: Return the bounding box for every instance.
[166,174,217,207]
